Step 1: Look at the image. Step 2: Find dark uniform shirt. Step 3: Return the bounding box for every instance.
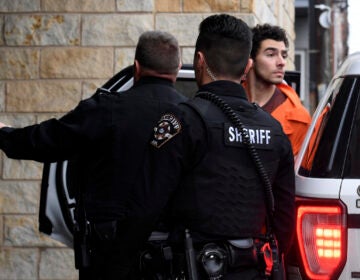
[137,80,295,255]
[0,76,187,222]
[0,76,188,278]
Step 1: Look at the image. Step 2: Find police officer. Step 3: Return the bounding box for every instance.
[136,14,295,279]
[0,31,186,279]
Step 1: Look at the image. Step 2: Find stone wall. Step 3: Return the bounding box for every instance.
[0,0,295,279]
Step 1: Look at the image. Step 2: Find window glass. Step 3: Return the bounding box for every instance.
[299,77,359,178]
[344,81,360,178]
[175,78,198,98]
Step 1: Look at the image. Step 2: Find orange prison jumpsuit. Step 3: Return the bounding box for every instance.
[271,83,311,157]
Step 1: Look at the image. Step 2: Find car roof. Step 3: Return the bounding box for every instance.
[335,51,360,77]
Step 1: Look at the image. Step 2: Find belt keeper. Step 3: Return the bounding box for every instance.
[259,242,273,276]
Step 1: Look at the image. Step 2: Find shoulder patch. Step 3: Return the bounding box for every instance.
[150,114,182,148]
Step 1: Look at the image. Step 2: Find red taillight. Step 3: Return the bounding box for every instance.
[297,203,347,279]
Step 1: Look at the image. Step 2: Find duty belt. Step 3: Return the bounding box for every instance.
[141,235,274,280]
[194,238,272,279]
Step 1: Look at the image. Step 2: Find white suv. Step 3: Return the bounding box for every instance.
[287,52,360,280]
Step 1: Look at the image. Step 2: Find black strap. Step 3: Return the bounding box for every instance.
[196,91,275,232]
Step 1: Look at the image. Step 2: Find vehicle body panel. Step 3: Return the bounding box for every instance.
[290,52,360,279]
[295,176,342,199]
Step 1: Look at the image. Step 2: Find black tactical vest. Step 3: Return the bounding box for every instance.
[170,97,278,240]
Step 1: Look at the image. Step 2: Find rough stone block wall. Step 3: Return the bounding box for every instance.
[0,0,295,279]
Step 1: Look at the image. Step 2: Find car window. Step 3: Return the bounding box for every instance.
[344,81,360,178]
[175,77,198,98]
[299,77,360,178]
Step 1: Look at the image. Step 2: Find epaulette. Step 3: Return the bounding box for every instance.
[94,88,118,97]
[252,102,260,109]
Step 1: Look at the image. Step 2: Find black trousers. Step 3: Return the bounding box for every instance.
[78,238,141,280]
[223,268,268,280]
[77,220,144,280]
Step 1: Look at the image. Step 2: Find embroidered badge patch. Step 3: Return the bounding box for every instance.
[150,114,182,148]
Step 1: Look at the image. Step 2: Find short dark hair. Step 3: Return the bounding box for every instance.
[250,24,289,59]
[135,31,180,74]
[195,14,252,79]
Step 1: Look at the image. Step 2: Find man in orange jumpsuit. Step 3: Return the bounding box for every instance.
[243,24,311,157]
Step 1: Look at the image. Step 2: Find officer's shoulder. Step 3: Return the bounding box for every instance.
[95,88,119,96]
[82,89,118,105]
[181,96,216,111]
[79,89,121,111]
[155,100,203,128]
[177,99,208,118]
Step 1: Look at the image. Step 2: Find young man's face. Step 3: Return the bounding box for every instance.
[252,39,288,85]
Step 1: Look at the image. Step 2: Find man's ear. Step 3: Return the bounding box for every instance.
[244,58,253,74]
[194,51,205,68]
[241,58,253,82]
[134,60,141,81]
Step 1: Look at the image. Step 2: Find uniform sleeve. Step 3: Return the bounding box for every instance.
[0,95,111,162]
[272,136,296,256]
